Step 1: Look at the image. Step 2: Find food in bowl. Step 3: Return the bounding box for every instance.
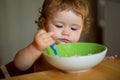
[43,42,107,73]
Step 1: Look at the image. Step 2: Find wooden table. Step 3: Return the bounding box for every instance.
[1,59,120,80]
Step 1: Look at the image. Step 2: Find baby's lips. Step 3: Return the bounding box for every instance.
[59,39,71,43]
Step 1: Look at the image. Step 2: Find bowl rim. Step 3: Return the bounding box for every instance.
[43,42,107,58]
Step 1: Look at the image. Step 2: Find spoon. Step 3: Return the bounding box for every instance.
[50,44,58,56]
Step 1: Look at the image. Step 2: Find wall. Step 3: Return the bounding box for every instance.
[104,0,120,57]
[0,0,44,65]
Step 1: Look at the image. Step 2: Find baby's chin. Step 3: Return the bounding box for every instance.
[55,41,70,44]
[55,42,64,45]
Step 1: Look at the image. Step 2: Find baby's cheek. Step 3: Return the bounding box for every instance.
[54,31,61,37]
[51,33,59,40]
[69,37,78,42]
[71,34,81,42]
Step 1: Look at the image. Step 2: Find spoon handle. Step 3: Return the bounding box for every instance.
[50,44,58,56]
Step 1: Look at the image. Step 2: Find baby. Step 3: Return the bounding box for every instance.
[0,0,117,79]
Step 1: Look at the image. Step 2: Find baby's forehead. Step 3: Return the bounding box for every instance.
[48,10,83,18]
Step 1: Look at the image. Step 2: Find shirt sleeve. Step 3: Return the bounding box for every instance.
[0,61,34,79]
[0,65,10,78]
[0,66,6,79]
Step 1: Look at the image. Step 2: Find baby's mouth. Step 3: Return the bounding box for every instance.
[57,38,71,43]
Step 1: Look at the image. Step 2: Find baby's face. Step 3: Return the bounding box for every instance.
[46,10,84,44]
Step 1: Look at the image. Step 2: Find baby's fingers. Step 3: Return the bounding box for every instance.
[105,55,118,60]
[36,29,53,39]
[33,29,55,50]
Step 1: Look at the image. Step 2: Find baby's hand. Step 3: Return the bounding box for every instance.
[32,29,55,51]
[104,55,118,60]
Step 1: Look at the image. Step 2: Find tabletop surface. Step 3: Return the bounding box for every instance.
[1,59,120,80]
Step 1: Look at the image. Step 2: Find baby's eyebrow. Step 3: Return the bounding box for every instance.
[52,19,63,24]
[72,24,81,28]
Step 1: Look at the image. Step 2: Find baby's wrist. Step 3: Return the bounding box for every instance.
[31,41,42,51]
[27,43,42,57]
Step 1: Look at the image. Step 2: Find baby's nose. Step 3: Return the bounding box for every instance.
[62,28,70,36]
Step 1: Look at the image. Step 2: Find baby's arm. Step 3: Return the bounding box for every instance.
[13,44,42,71]
[13,29,55,71]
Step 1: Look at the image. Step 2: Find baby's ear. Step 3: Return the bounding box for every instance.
[41,18,48,30]
[41,18,46,26]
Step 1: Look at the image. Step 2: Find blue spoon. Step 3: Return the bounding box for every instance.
[50,44,58,56]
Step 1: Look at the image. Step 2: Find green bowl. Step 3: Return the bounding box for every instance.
[44,42,107,57]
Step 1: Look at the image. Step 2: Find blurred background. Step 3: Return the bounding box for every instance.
[0,0,120,66]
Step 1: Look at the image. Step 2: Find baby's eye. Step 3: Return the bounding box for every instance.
[71,27,78,31]
[55,25,63,28]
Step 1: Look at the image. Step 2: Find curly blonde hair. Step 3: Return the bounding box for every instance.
[36,0,90,34]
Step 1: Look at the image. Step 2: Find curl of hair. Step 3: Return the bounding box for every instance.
[35,0,91,34]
